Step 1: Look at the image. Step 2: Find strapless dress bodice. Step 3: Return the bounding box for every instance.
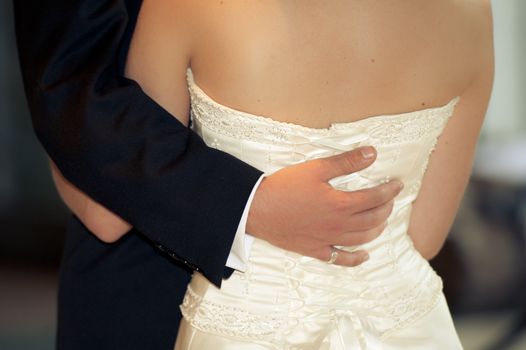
[187,69,458,251]
[178,69,462,349]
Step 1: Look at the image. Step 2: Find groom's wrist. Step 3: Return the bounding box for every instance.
[225,174,266,271]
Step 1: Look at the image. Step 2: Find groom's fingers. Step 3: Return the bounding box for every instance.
[318,246,370,267]
[334,222,388,247]
[343,181,403,214]
[248,145,403,265]
[316,146,377,182]
[345,200,395,233]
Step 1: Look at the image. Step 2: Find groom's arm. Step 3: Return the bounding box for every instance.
[14,0,262,286]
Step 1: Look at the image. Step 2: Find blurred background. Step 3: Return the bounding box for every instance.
[1,1,525,349]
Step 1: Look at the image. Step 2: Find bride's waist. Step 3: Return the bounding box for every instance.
[186,232,440,318]
[249,227,424,280]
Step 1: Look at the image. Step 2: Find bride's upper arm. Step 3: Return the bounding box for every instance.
[124,0,194,125]
[408,3,494,260]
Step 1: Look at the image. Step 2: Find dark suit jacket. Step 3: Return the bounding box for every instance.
[14,0,263,348]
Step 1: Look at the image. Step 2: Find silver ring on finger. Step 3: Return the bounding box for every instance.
[327,246,338,264]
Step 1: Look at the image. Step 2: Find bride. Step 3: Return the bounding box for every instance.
[51,0,493,348]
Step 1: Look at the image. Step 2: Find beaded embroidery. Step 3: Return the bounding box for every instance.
[182,69,460,347]
[180,266,444,344]
[181,287,285,341]
[187,70,459,146]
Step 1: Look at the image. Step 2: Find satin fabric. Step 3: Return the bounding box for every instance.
[175,70,463,349]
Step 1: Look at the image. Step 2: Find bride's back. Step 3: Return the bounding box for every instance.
[127,0,492,261]
[183,0,488,128]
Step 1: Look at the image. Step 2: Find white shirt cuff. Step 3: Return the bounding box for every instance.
[225,174,266,272]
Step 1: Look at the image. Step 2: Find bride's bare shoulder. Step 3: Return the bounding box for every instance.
[416,0,493,92]
[451,0,493,32]
[442,0,493,45]
[447,0,494,75]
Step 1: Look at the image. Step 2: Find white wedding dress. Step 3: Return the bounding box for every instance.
[175,70,463,349]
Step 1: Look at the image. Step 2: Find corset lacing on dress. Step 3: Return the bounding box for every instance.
[179,69,460,349]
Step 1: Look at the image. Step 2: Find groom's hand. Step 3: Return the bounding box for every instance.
[247,146,403,267]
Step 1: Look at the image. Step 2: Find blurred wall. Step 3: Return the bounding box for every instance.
[0,0,15,215]
[0,0,67,266]
[483,0,526,140]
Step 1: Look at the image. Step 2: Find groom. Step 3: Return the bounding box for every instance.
[14,0,401,349]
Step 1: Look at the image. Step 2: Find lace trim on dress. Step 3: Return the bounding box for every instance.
[187,69,459,146]
[180,287,285,342]
[180,269,443,344]
[380,269,444,339]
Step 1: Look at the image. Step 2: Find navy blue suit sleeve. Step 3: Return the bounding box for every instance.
[13,0,263,286]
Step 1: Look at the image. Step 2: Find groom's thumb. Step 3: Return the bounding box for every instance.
[317,146,377,181]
